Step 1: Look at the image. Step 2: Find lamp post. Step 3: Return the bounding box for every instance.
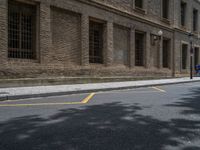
[158,30,163,68]
[189,33,194,79]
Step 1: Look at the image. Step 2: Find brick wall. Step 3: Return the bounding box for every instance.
[1,0,200,78]
[0,0,7,67]
[51,7,81,66]
[113,25,129,66]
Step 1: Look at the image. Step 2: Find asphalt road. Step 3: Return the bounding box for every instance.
[0,82,200,150]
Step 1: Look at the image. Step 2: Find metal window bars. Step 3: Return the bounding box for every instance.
[89,21,103,64]
[135,32,144,66]
[163,39,170,68]
[8,1,36,59]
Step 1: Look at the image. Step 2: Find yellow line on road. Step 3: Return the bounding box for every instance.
[0,102,82,107]
[151,87,166,93]
[0,93,95,107]
[81,93,95,104]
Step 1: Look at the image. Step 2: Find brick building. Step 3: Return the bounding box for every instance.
[0,0,200,79]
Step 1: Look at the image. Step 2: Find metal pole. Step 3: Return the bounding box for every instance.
[190,55,193,79]
[190,41,193,79]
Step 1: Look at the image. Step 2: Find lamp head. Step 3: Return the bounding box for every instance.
[188,32,193,41]
[158,30,163,36]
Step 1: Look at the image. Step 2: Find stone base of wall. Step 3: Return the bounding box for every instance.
[0,65,173,79]
[0,75,173,88]
[174,73,194,78]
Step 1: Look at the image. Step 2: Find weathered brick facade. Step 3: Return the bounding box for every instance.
[0,0,200,78]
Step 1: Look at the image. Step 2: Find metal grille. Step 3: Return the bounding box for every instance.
[89,21,103,64]
[135,0,143,8]
[163,39,170,68]
[181,2,186,26]
[193,9,198,31]
[135,32,144,66]
[8,1,36,59]
[182,44,188,70]
[162,0,169,19]
[195,47,199,66]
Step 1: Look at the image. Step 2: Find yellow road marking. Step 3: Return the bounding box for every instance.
[2,93,90,103]
[151,87,166,93]
[0,93,95,107]
[81,93,95,104]
[0,102,82,107]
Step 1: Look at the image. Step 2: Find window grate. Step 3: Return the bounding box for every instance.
[182,44,188,70]
[162,0,169,19]
[89,21,103,64]
[135,0,143,9]
[195,47,199,66]
[135,32,145,66]
[8,1,36,59]
[193,9,198,31]
[181,2,186,27]
[163,39,170,68]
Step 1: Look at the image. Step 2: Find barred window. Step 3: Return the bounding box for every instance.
[89,21,103,64]
[8,1,36,59]
[181,2,186,27]
[163,39,170,68]
[193,9,198,32]
[194,47,199,66]
[135,0,143,9]
[182,44,188,70]
[135,32,145,66]
[162,0,169,19]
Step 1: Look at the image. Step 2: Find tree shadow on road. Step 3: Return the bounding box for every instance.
[167,87,200,115]
[165,87,200,150]
[0,102,200,150]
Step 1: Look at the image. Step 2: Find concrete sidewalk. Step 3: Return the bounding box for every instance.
[0,77,200,101]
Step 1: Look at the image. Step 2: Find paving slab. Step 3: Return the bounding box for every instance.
[0,77,200,101]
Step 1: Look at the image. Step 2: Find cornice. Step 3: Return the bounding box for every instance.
[77,0,197,36]
[77,0,174,32]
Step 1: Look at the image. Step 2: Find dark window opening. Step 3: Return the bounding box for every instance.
[135,32,145,66]
[162,0,169,19]
[135,0,143,9]
[181,2,186,27]
[89,21,103,64]
[8,1,36,59]
[193,9,198,32]
[195,47,199,67]
[163,39,170,68]
[182,44,188,70]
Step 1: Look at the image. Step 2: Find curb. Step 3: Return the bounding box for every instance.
[0,96,7,101]
[0,79,200,101]
[0,76,169,88]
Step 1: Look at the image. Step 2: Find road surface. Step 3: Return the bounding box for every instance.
[0,82,200,150]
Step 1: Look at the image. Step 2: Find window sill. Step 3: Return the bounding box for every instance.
[193,31,198,35]
[180,26,187,31]
[134,65,145,68]
[181,69,188,73]
[134,7,146,14]
[162,67,171,70]
[161,18,171,25]
[8,58,39,63]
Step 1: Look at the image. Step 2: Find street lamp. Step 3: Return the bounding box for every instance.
[189,33,194,79]
[158,30,163,68]
[158,30,163,37]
